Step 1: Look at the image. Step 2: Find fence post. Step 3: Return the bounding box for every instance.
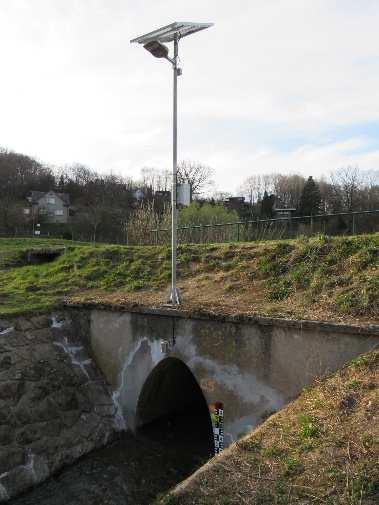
[288,217,293,238]
[310,215,314,235]
[237,223,240,242]
[352,214,356,234]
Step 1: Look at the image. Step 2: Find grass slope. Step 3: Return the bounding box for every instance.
[0,234,378,321]
[161,349,379,505]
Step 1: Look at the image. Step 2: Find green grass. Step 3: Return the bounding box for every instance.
[0,234,378,317]
[261,234,379,316]
[0,240,172,314]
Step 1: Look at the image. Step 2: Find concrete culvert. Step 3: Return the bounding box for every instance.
[26,248,65,264]
[136,357,215,459]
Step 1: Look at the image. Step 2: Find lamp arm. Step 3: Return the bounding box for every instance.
[165,56,176,66]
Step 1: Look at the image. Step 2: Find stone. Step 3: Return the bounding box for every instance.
[30,315,50,329]
[15,422,47,445]
[75,391,93,413]
[0,425,15,445]
[0,381,24,401]
[94,404,116,417]
[31,454,49,484]
[13,404,32,425]
[0,464,34,499]
[43,419,64,437]
[26,328,53,344]
[14,318,34,332]
[61,409,81,428]
[24,361,50,381]
[73,412,100,439]
[0,482,9,501]
[80,382,113,406]
[5,331,29,348]
[64,441,93,461]
[29,342,56,362]
[0,355,12,370]
[0,320,12,332]
[51,389,79,411]
[27,436,55,457]
[49,440,93,472]
[0,406,11,424]
[0,343,10,354]
[26,381,55,402]
[33,398,61,422]
[0,447,24,474]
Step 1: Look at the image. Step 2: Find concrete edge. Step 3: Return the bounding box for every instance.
[64,302,379,336]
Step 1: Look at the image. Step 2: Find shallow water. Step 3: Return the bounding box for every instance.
[9,412,214,505]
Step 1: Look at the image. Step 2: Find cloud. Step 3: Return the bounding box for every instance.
[0,0,378,192]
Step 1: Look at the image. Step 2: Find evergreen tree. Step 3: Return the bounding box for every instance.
[261,191,275,218]
[298,176,321,215]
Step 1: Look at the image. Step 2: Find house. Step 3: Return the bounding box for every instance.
[25,191,71,224]
[224,196,251,220]
[273,208,296,219]
[272,196,296,219]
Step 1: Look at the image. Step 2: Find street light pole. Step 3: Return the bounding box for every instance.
[170,34,180,304]
[131,22,213,305]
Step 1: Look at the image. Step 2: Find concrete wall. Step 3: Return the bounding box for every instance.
[89,309,379,447]
[0,313,118,502]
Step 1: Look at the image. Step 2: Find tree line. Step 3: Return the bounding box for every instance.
[239,167,379,218]
[0,147,378,243]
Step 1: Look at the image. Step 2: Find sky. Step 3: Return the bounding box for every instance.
[0,0,379,193]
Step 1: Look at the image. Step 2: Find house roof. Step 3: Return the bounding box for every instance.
[27,191,71,206]
[56,192,70,205]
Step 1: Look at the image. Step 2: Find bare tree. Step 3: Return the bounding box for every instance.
[126,201,171,245]
[240,173,305,209]
[177,161,214,195]
[239,174,274,204]
[271,174,305,208]
[211,190,232,202]
[362,169,379,210]
[318,177,340,212]
[331,166,363,211]
[140,167,171,193]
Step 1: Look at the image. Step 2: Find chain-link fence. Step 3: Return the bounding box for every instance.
[149,209,379,245]
[1,209,378,246]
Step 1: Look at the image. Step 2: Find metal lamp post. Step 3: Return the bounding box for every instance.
[131,22,213,305]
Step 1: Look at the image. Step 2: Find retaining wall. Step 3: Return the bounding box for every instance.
[0,313,118,502]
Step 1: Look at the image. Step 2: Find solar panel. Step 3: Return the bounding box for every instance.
[130,22,213,44]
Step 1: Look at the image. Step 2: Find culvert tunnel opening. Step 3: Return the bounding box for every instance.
[136,357,215,465]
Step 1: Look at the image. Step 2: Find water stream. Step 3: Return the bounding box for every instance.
[9,410,213,505]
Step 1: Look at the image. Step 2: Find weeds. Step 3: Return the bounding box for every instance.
[262,446,286,458]
[298,414,320,440]
[283,456,303,476]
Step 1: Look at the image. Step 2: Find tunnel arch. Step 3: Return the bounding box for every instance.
[136,357,215,455]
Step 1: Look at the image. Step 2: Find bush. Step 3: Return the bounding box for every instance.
[179,202,238,226]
